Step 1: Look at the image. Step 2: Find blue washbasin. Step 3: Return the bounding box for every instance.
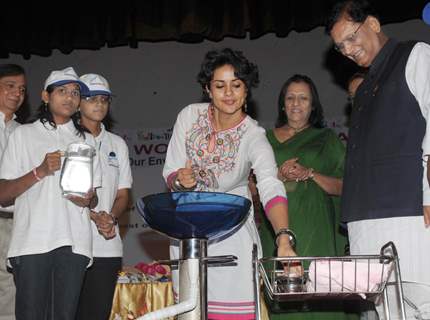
[136,192,251,241]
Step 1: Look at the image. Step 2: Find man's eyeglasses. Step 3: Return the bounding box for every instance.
[0,81,26,96]
[53,86,81,98]
[83,96,112,104]
[334,23,363,53]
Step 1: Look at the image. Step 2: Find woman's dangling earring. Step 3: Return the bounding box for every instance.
[44,102,48,112]
[244,103,248,112]
[206,86,213,102]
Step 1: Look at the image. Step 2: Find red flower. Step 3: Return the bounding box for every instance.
[154,264,167,275]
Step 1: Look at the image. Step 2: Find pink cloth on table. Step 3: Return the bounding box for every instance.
[306,260,393,297]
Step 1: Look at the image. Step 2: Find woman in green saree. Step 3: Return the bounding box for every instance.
[259,74,357,320]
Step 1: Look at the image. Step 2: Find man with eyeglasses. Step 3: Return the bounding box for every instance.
[327,1,430,319]
[0,64,26,320]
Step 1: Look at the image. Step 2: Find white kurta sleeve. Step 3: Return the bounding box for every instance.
[406,42,430,205]
[0,129,22,180]
[163,106,190,185]
[406,42,430,156]
[248,126,287,208]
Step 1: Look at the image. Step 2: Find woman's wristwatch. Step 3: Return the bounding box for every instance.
[275,228,297,248]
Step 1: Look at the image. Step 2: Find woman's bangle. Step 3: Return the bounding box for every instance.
[275,228,297,248]
[173,177,183,191]
[172,176,195,192]
[32,167,42,181]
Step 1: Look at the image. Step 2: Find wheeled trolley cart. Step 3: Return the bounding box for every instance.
[253,242,406,320]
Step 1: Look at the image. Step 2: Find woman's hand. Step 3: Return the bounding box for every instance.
[278,158,299,182]
[36,151,62,178]
[67,189,96,208]
[284,161,343,195]
[277,241,296,257]
[90,210,116,239]
[277,236,303,276]
[289,162,313,181]
[176,160,197,189]
[279,158,313,182]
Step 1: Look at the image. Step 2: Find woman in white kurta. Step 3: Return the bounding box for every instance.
[163,48,296,320]
[76,73,133,320]
[0,67,101,320]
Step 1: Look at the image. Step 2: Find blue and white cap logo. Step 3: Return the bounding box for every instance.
[79,73,111,97]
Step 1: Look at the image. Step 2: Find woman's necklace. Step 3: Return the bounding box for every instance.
[209,104,245,132]
[286,123,310,134]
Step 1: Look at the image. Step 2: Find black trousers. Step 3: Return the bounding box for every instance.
[11,246,89,320]
[76,257,122,320]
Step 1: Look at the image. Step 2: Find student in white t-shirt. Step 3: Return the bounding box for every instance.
[0,67,101,320]
[76,73,132,320]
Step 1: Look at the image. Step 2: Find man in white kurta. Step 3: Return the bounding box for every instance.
[0,64,26,320]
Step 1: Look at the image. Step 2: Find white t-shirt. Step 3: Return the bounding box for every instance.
[405,42,430,204]
[91,125,132,257]
[0,111,20,213]
[0,119,101,261]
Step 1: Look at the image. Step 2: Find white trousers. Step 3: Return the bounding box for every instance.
[348,216,430,320]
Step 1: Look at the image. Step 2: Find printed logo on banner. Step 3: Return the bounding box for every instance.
[114,127,173,168]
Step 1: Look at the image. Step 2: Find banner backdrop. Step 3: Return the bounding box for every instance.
[113,127,173,266]
[116,117,349,266]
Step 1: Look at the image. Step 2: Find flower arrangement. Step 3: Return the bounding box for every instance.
[134,262,168,277]
[117,263,171,283]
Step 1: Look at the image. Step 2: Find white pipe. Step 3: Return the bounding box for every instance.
[137,259,199,320]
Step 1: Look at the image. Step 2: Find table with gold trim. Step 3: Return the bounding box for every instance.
[109,281,174,320]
